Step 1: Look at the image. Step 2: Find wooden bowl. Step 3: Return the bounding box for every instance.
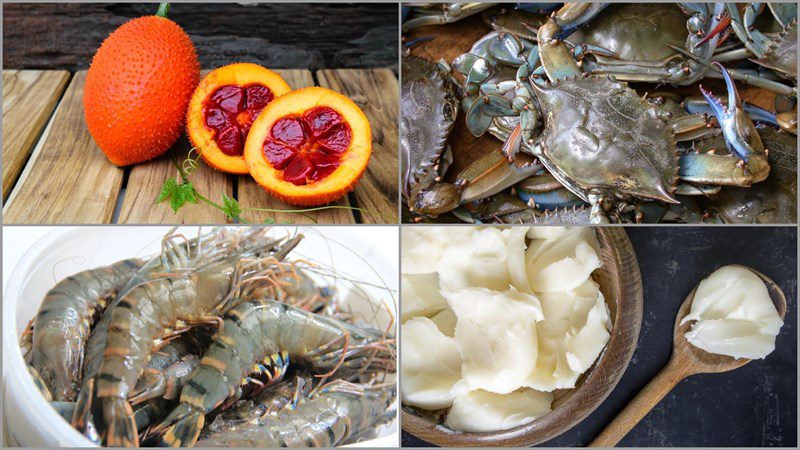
[401,227,643,447]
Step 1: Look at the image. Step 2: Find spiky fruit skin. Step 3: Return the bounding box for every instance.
[84,16,200,166]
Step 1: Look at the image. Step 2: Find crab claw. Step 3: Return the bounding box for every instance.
[413,183,463,217]
[699,62,765,163]
[501,123,523,160]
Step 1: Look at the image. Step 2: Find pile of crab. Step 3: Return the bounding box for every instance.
[401,2,797,223]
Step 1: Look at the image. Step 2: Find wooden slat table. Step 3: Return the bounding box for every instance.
[2,68,399,224]
[2,70,70,201]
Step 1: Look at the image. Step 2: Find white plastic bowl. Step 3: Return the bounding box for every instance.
[3,226,398,447]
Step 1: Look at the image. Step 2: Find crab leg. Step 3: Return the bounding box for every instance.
[515,173,585,211]
[458,150,542,204]
[536,4,599,81]
[729,3,771,58]
[669,114,717,142]
[668,44,796,95]
[411,149,541,218]
[402,3,496,32]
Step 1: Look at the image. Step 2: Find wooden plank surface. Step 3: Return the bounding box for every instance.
[118,136,233,224]
[3,71,124,223]
[316,68,399,224]
[2,69,70,200]
[3,68,398,224]
[237,69,357,224]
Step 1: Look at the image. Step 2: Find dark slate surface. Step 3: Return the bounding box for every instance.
[403,226,797,447]
[2,3,398,71]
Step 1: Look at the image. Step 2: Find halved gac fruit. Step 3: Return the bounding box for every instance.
[187,63,291,174]
[244,87,372,206]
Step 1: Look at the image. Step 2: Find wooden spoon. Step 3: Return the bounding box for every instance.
[589,265,787,447]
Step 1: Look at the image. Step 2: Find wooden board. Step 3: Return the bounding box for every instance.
[117,135,233,224]
[317,68,400,224]
[237,69,356,224]
[3,3,398,72]
[2,70,70,200]
[3,68,398,224]
[3,71,124,223]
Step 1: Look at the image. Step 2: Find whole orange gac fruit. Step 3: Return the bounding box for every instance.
[84,6,200,166]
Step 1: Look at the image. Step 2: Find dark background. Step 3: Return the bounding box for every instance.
[403,226,798,447]
[2,3,398,71]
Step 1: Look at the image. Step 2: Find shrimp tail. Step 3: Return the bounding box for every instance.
[72,376,102,444]
[102,397,139,447]
[152,403,204,448]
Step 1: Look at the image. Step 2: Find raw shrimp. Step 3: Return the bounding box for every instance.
[31,258,145,401]
[199,372,315,441]
[129,335,205,405]
[72,227,280,441]
[151,299,395,447]
[195,381,396,447]
[97,234,303,446]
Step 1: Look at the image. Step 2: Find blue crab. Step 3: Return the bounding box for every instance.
[402,55,544,220]
[417,3,797,95]
[401,55,460,217]
[413,3,777,223]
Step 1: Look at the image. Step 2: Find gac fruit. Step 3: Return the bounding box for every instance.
[244,87,372,206]
[84,8,200,166]
[187,63,291,174]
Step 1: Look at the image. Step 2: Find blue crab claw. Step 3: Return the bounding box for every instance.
[699,62,765,163]
[550,3,608,40]
[684,96,778,129]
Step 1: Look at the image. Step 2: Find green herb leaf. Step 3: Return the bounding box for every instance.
[167,182,196,213]
[263,217,276,224]
[178,183,198,205]
[221,193,242,220]
[157,177,179,203]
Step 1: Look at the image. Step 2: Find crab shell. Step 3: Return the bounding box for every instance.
[400,56,459,205]
[530,75,679,204]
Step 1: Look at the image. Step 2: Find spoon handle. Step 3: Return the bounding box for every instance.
[589,358,688,447]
